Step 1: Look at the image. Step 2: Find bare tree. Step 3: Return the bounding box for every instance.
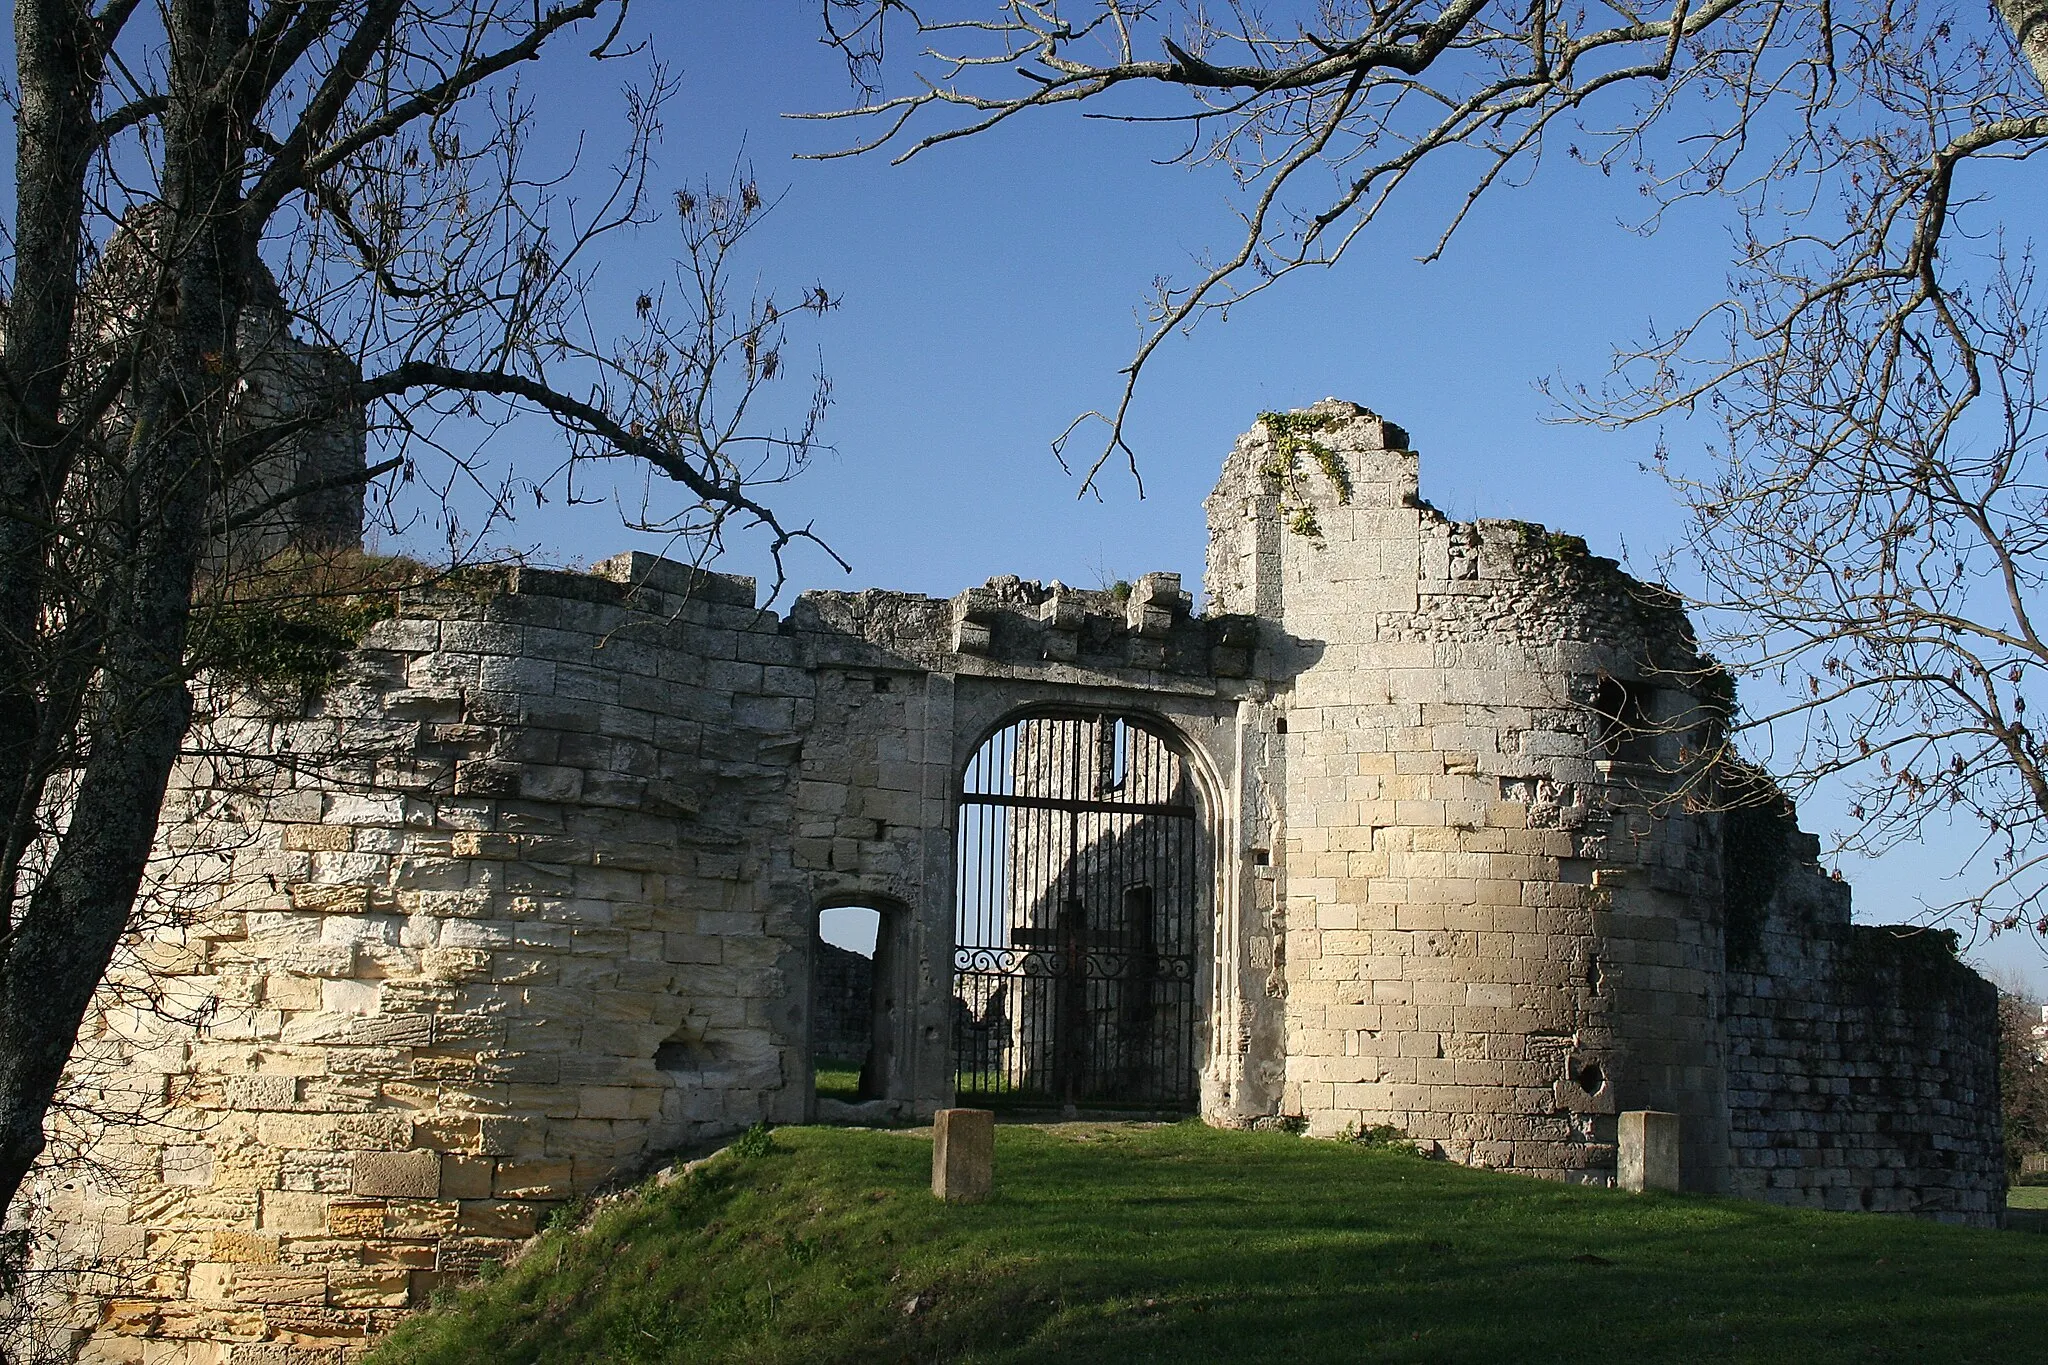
[0,0,835,1222]
[810,0,2048,948]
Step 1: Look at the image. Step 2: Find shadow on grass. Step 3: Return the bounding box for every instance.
[369,1124,2048,1365]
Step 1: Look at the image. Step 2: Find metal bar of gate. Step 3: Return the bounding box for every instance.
[954,714,1200,1112]
[958,791,1195,818]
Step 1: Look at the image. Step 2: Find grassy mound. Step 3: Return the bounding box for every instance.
[369,1123,2048,1365]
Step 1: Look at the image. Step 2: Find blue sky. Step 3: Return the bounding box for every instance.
[0,4,2025,990]
[446,4,2048,995]
[491,8,1720,593]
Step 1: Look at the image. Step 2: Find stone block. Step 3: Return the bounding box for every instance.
[1619,1110,1680,1193]
[222,1075,299,1112]
[493,1157,574,1199]
[384,1199,460,1237]
[351,1149,441,1199]
[439,1154,497,1200]
[951,620,991,655]
[457,1199,541,1238]
[931,1108,994,1203]
[435,1236,523,1278]
[282,825,353,853]
[161,1145,215,1187]
[326,1201,385,1237]
[229,1265,327,1306]
[224,1347,345,1365]
[335,1113,413,1151]
[327,1265,413,1309]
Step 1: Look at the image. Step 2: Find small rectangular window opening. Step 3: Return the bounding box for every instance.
[1594,676,1656,765]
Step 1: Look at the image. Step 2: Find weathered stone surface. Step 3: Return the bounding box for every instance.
[931,1109,995,1204]
[40,402,2003,1362]
[350,1150,440,1200]
[1619,1111,1681,1193]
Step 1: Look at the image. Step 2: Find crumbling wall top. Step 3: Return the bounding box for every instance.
[1203,398,1419,520]
[791,572,1260,685]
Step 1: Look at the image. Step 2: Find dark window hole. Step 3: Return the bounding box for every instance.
[1593,675,1655,764]
[1275,717,1288,734]
[655,1036,724,1072]
[1575,1061,1606,1095]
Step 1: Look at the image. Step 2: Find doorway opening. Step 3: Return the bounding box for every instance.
[952,712,1208,1113]
[813,903,897,1104]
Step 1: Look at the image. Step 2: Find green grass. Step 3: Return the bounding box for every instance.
[368,1123,2048,1365]
[813,1063,862,1101]
[2013,1185,2048,1210]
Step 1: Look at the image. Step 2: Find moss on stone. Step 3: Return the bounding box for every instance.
[1510,521,1590,563]
[1720,767,1800,968]
[1841,925,1976,1014]
[187,550,425,693]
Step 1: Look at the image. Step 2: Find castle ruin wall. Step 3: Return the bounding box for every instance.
[36,403,2006,1363]
[1722,831,2002,1221]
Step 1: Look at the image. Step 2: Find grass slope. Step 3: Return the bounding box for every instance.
[369,1123,2048,1365]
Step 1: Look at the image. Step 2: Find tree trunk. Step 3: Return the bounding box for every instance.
[0,3,103,923]
[0,0,247,1217]
[1996,0,2048,91]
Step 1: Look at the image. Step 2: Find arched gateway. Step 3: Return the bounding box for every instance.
[952,713,1208,1112]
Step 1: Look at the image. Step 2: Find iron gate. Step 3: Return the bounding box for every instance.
[952,714,1204,1111]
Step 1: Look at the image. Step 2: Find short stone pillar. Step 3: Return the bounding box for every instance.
[932,1108,995,1202]
[1619,1110,1681,1193]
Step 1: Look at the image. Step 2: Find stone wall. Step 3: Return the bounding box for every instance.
[78,214,368,565]
[1205,403,1732,1186]
[41,552,1263,1362]
[1721,814,2003,1221]
[45,557,819,1362]
[35,402,2007,1364]
[810,943,874,1070]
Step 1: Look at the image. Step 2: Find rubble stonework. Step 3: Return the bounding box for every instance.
[39,402,2003,1363]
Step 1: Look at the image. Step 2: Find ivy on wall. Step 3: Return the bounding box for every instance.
[1256,411,1352,539]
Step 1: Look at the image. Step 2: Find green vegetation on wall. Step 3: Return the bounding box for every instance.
[1257,411,1352,539]
[185,551,426,694]
[1510,520,1591,565]
[1720,779,1798,968]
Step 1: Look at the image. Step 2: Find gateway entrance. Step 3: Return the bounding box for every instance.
[952,714,1206,1111]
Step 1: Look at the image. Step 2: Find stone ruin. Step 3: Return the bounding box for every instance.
[36,401,2003,1363]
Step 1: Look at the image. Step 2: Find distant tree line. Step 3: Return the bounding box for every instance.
[2002,992,2048,1182]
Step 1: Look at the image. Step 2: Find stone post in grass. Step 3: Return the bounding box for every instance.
[933,1108,995,1202]
[1619,1111,1681,1193]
